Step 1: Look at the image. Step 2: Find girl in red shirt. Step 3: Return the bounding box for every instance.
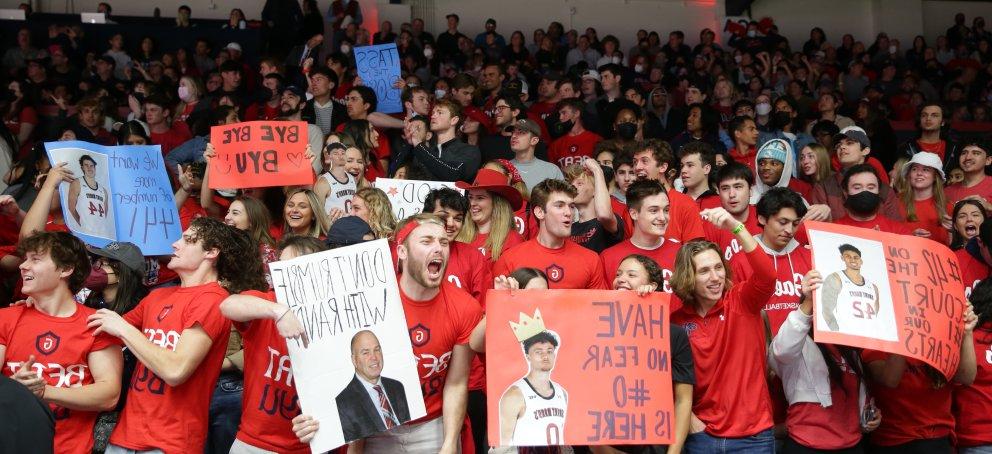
[898,151,952,245]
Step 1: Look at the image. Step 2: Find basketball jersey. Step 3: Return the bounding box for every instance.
[829,271,895,340]
[76,179,113,238]
[320,172,357,215]
[510,377,568,446]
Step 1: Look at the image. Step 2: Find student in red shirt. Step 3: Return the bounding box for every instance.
[0,232,123,454]
[834,165,912,235]
[898,151,952,244]
[863,307,976,452]
[727,115,759,172]
[704,163,762,268]
[88,217,268,453]
[670,207,777,453]
[493,179,608,289]
[631,139,706,243]
[955,279,992,452]
[457,168,525,262]
[144,94,192,157]
[601,179,680,292]
[547,98,602,169]
[945,141,992,204]
[219,235,317,454]
[295,214,480,453]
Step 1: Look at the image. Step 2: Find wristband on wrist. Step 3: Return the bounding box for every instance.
[732,223,745,235]
[276,307,291,322]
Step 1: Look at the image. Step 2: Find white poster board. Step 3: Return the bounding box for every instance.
[373,178,463,221]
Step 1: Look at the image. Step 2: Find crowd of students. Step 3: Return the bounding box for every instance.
[1,4,992,454]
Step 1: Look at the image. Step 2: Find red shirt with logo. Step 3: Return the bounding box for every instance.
[955,325,992,447]
[671,248,776,437]
[493,239,608,290]
[110,282,231,453]
[400,282,482,421]
[233,290,309,454]
[702,206,761,268]
[600,239,680,293]
[735,242,812,335]
[548,131,602,169]
[0,304,120,454]
[446,241,493,304]
[862,351,953,446]
[468,230,524,263]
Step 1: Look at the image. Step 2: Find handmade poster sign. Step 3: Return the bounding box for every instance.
[486,290,675,447]
[45,141,181,256]
[354,43,402,113]
[373,178,462,220]
[208,120,314,189]
[268,239,426,452]
[807,221,968,379]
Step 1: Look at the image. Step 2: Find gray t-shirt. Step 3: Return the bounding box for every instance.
[511,157,565,191]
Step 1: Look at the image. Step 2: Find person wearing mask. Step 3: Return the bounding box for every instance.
[631,140,706,243]
[493,178,608,289]
[414,100,482,182]
[90,218,268,453]
[671,207,777,453]
[564,158,622,253]
[810,126,900,220]
[834,165,910,234]
[294,214,480,454]
[769,267,881,452]
[457,168,525,263]
[548,98,601,170]
[601,179,680,292]
[0,231,123,454]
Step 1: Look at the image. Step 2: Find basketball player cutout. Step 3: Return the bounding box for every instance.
[820,244,884,336]
[68,154,114,238]
[498,309,568,446]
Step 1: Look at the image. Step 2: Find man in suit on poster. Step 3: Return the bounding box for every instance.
[336,330,411,442]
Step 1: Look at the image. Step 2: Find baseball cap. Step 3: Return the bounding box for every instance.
[88,242,145,276]
[504,79,528,97]
[325,216,373,249]
[97,55,116,66]
[504,118,541,137]
[540,70,563,81]
[225,42,243,53]
[581,69,601,82]
[833,125,871,149]
[902,151,946,180]
[283,85,306,99]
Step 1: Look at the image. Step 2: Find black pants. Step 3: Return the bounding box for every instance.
[467,389,488,454]
[783,437,864,454]
[867,437,952,454]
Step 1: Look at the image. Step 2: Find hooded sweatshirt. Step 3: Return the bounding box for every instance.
[736,234,812,335]
[751,139,812,204]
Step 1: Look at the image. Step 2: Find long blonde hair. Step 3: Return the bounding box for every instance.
[670,240,734,307]
[356,187,396,239]
[800,143,834,184]
[900,164,948,223]
[458,191,515,262]
[284,188,330,238]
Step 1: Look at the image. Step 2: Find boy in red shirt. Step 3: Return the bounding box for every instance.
[424,188,492,302]
[601,179,680,292]
[493,179,608,289]
[88,217,268,453]
[219,235,318,454]
[704,163,762,268]
[834,165,911,235]
[671,207,777,451]
[945,141,992,204]
[145,94,192,156]
[547,98,602,169]
[0,232,122,454]
[631,139,706,243]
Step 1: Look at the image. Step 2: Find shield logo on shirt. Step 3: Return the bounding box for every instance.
[545,264,564,283]
[35,331,61,355]
[157,305,174,322]
[409,324,430,347]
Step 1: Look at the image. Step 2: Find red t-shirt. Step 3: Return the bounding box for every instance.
[179,197,206,230]
[956,249,990,300]
[547,130,602,169]
[493,239,608,290]
[610,197,634,240]
[513,206,530,239]
[788,179,812,201]
[955,325,992,447]
[916,139,947,161]
[111,282,231,453]
[400,282,482,421]
[600,239,680,293]
[862,351,953,446]
[233,290,309,454]
[446,241,493,304]
[702,206,761,266]
[946,176,992,204]
[671,248,776,437]
[664,189,705,243]
[786,345,863,450]
[527,101,557,122]
[150,123,193,156]
[834,214,912,235]
[729,146,757,173]
[468,230,524,263]
[898,198,951,245]
[0,304,120,454]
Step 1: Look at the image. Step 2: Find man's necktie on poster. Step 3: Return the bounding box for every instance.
[374,385,397,428]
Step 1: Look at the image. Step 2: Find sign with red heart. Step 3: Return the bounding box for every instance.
[208,120,315,189]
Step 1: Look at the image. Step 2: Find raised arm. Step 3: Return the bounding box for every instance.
[586,158,617,233]
[955,303,978,385]
[820,273,841,331]
[21,163,73,239]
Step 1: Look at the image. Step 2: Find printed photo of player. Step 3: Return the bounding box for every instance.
[819,243,897,340]
[498,309,568,447]
[66,153,115,239]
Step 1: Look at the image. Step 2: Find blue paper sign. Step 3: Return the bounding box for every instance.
[44,141,181,256]
[354,43,402,113]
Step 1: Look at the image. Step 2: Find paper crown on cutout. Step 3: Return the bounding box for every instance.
[510,309,547,342]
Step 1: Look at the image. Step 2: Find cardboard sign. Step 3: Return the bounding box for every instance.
[268,239,426,452]
[486,290,675,447]
[807,221,967,379]
[45,141,181,256]
[373,178,463,220]
[354,43,402,113]
[208,121,314,189]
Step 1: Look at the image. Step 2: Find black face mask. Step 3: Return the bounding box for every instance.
[844,190,882,216]
[551,119,575,138]
[616,122,637,140]
[771,111,792,130]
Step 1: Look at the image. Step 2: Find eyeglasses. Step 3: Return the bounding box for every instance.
[493,105,511,112]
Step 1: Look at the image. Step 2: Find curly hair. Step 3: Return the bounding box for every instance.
[17,231,92,294]
[356,187,397,239]
[189,217,267,294]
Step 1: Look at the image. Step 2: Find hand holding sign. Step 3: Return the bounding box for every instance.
[354,44,402,113]
[208,121,315,189]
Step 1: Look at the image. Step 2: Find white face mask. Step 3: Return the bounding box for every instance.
[177,85,194,102]
[747,30,757,38]
[341,44,351,54]
[888,45,897,54]
[424,47,434,58]
[756,102,772,115]
[611,56,621,64]
[634,64,644,73]
[734,54,742,63]
[434,89,446,99]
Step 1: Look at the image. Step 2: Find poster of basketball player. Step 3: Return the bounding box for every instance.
[498,309,568,446]
[52,148,116,239]
[809,231,898,341]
